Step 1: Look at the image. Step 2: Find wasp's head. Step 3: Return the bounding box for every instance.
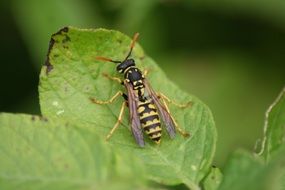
[116,58,135,73]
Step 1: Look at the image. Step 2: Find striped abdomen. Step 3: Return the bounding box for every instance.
[137,99,162,144]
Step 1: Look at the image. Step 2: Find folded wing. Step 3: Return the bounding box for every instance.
[144,79,176,138]
[125,82,145,147]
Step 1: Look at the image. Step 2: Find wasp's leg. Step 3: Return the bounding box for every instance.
[157,92,192,108]
[102,73,123,85]
[106,101,127,140]
[143,68,156,78]
[143,69,149,77]
[90,91,123,104]
[160,96,190,137]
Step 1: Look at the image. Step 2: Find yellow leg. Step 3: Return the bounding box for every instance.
[160,96,190,137]
[102,73,122,84]
[90,91,123,104]
[157,92,192,108]
[143,69,149,77]
[106,102,127,140]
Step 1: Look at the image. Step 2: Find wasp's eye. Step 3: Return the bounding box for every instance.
[116,64,125,72]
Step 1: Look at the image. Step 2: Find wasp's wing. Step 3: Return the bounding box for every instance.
[125,82,145,147]
[144,79,176,138]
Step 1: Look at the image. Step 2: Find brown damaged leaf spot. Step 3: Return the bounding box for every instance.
[44,38,55,75]
[44,26,70,75]
[117,39,122,44]
[39,116,48,122]
[53,26,69,36]
[31,115,48,122]
[63,45,69,49]
[31,115,36,121]
[62,35,71,43]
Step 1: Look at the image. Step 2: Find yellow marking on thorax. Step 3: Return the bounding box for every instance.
[133,80,141,86]
[123,66,136,74]
[124,79,130,83]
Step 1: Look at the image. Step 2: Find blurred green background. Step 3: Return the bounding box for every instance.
[1,0,284,167]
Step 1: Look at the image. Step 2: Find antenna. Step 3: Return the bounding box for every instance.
[96,32,139,63]
[95,56,121,64]
[124,32,139,60]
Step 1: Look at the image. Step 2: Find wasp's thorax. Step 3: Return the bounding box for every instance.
[118,59,146,100]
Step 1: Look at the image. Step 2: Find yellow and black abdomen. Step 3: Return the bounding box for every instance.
[137,99,162,144]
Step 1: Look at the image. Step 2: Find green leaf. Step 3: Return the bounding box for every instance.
[0,113,145,190]
[202,166,222,190]
[39,27,217,189]
[218,150,265,190]
[218,148,285,190]
[259,87,285,161]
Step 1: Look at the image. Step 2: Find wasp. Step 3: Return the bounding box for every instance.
[90,33,191,147]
